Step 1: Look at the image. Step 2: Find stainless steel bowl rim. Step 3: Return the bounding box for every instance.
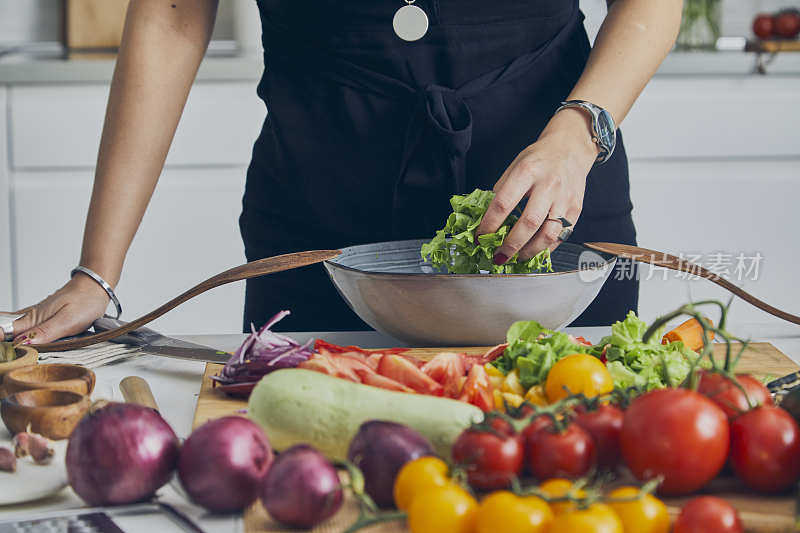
[324,240,616,278]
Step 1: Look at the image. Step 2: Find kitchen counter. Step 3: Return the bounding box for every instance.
[2,324,800,532]
[2,50,800,85]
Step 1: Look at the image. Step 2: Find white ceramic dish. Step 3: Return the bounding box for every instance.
[0,429,68,505]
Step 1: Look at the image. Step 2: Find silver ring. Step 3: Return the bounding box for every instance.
[557,227,573,242]
[0,312,24,342]
[547,216,573,228]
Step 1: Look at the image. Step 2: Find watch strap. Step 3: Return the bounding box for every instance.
[556,100,615,164]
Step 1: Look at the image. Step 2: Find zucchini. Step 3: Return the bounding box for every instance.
[248,369,482,461]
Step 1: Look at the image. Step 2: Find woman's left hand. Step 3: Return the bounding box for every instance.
[476,109,600,264]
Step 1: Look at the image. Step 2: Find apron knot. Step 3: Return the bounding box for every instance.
[422,85,474,158]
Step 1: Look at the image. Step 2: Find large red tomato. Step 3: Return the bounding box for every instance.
[574,404,624,471]
[673,496,742,533]
[730,405,800,493]
[696,370,771,419]
[524,419,596,480]
[621,388,729,495]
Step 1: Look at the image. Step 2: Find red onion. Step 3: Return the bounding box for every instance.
[261,444,343,528]
[212,310,314,397]
[66,402,179,506]
[178,416,273,513]
[347,420,434,508]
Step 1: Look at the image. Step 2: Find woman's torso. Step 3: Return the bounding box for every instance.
[243,0,630,249]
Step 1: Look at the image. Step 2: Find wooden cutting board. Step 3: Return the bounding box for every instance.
[192,343,799,533]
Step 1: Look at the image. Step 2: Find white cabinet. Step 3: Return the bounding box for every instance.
[0,87,11,308]
[7,81,264,334]
[623,77,800,159]
[12,168,247,334]
[11,82,263,169]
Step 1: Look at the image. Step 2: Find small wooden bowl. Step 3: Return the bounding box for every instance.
[0,346,39,381]
[3,363,95,397]
[1,389,90,440]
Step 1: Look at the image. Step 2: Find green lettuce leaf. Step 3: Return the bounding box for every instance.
[600,311,707,390]
[492,320,584,386]
[420,189,553,274]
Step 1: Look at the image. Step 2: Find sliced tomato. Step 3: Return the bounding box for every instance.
[421,352,466,398]
[304,351,361,382]
[400,354,427,368]
[462,344,508,371]
[365,353,383,370]
[572,335,593,347]
[314,339,409,355]
[378,354,444,396]
[354,368,415,393]
[597,344,609,364]
[480,343,508,364]
[459,364,494,411]
[336,350,369,361]
[298,353,340,377]
[330,353,375,375]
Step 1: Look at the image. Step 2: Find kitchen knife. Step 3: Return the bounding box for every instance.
[93,317,232,364]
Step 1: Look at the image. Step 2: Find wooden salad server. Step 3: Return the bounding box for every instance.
[35,249,341,352]
[584,242,800,326]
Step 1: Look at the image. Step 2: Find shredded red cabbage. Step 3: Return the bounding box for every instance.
[211,310,313,397]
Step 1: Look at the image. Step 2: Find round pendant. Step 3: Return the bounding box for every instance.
[393,4,429,42]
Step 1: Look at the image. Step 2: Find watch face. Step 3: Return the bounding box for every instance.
[596,109,615,148]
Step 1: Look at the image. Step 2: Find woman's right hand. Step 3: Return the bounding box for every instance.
[9,275,111,345]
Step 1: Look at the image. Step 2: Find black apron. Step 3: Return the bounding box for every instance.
[240,0,638,332]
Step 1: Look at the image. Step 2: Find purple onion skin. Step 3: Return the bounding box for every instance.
[347,420,434,508]
[261,444,343,528]
[178,416,273,513]
[66,403,179,506]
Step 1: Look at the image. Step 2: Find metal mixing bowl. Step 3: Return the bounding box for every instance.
[324,239,616,346]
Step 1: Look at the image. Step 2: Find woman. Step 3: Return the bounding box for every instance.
[3,0,682,343]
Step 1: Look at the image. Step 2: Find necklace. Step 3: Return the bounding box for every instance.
[393,0,429,41]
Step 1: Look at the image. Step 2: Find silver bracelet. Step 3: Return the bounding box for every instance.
[70,266,123,319]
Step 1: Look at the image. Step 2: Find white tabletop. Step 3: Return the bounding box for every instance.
[3,324,799,532]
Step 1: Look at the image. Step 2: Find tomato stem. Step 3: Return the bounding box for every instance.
[342,511,407,533]
[337,460,380,514]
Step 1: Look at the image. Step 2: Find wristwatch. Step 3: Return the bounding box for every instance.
[555,100,617,164]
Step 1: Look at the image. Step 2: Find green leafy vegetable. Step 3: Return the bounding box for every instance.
[492,320,585,389]
[592,311,707,390]
[420,189,553,274]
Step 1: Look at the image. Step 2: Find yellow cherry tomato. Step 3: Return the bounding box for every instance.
[502,369,526,396]
[545,353,613,402]
[493,390,525,411]
[394,457,450,510]
[475,491,553,533]
[549,503,624,533]
[524,385,548,407]
[485,363,505,378]
[538,478,587,515]
[408,485,477,533]
[607,487,670,533]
